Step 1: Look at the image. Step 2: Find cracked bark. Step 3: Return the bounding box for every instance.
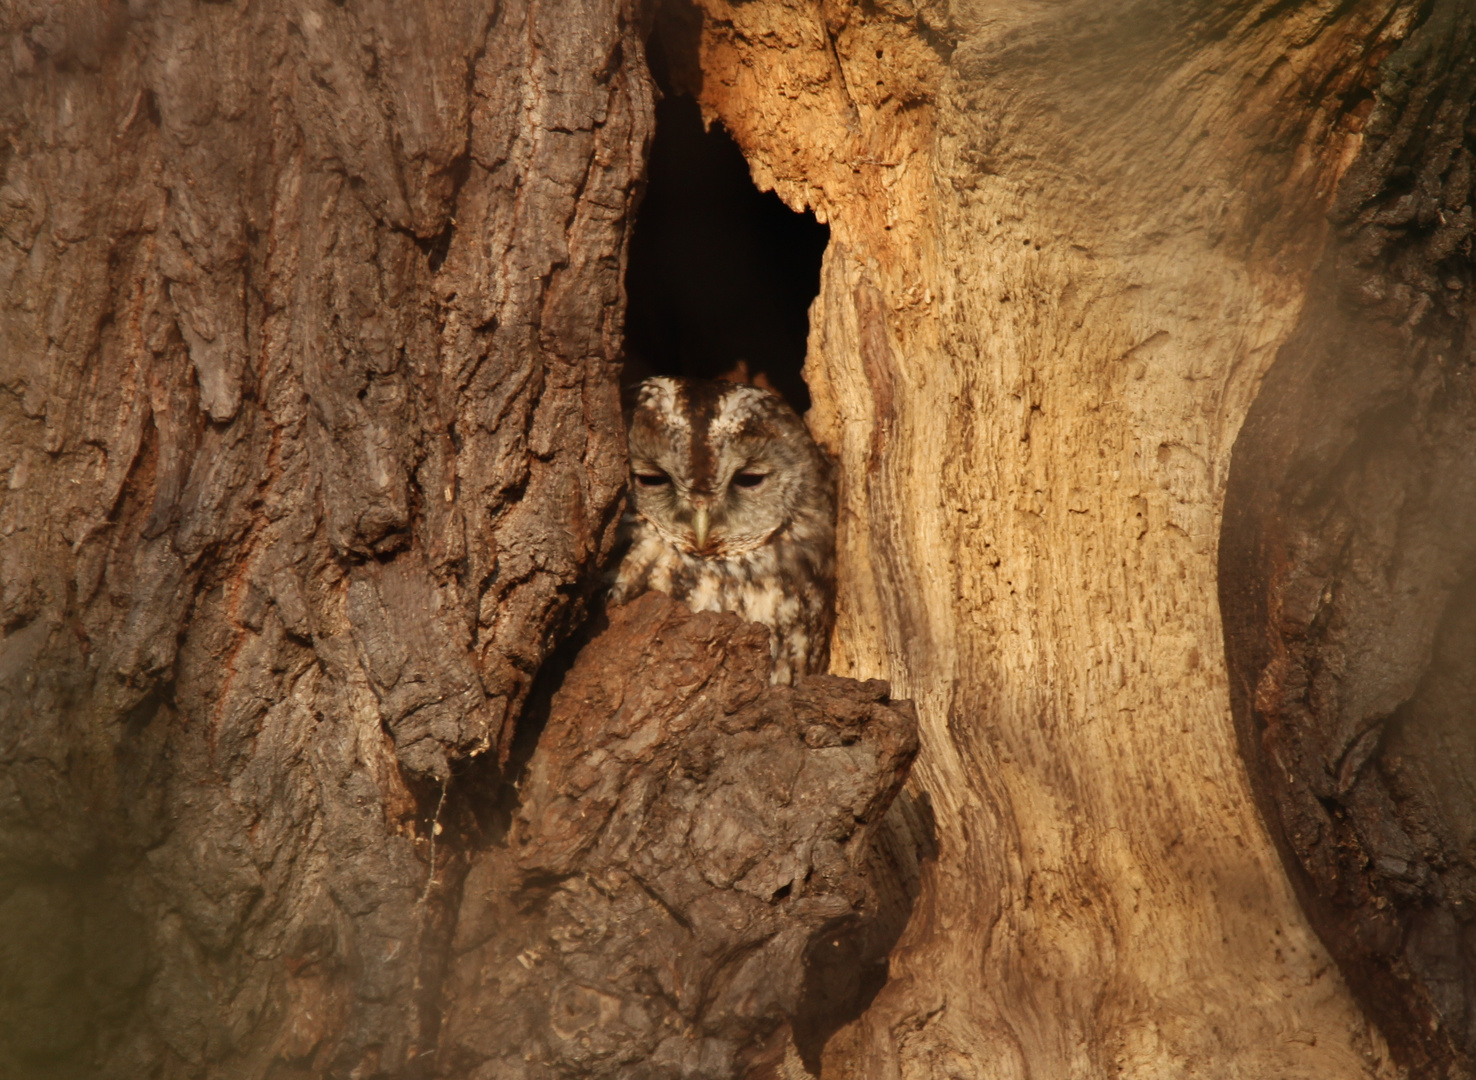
[0,4,919,1078]
[436,595,918,1079]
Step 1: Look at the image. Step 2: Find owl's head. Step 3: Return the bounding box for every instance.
[626,376,831,558]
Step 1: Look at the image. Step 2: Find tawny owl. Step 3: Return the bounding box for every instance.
[609,376,836,684]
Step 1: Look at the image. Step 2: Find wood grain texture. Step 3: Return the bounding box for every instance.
[0,1,650,1075]
[667,0,1458,1074]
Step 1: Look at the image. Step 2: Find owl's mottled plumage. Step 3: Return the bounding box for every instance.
[610,376,835,684]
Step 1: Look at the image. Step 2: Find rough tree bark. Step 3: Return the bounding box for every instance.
[1222,7,1476,1077]
[3,1,1475,1080]
[0,3,918,1079]
[0,0,651,1075]
[435,595,918,1078]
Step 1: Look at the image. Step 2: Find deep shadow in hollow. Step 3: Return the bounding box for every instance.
[623,66,829,413]
[440,605,609,849]
[789,787,937,1073]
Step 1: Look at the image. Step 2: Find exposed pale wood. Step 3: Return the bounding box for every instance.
[672,0,1438,1074]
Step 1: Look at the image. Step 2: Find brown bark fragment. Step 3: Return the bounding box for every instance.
[438,594,919,1079]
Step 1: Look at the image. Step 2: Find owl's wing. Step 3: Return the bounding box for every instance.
[607,510,660,605]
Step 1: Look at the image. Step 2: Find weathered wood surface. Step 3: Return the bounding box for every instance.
[668,0,1474,1075]
[437,593,918,1079]
[1222,6,1476,1076]
[0,1,651,1075]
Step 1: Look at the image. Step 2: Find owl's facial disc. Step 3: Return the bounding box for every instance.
[626,377,820,558]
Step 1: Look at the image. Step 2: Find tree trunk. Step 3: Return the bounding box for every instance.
[1221,7,1476,1075]
[669,0,1474,1075]
[1,0,650,1075]
[3,1,1474,1079]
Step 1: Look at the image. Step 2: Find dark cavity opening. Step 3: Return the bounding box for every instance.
[623,83,829,413]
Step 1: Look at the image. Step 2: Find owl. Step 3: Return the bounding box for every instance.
[609,376,836,684]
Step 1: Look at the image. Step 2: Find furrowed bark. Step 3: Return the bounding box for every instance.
[0,1,651,1074]
[436,594,918,1080]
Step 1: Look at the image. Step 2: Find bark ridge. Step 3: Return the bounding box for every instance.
[0,0,650,1075]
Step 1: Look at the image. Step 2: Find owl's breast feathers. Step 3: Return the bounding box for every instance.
[610,511,832,685]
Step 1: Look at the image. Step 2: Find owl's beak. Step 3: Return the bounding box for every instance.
[691,504,711,550]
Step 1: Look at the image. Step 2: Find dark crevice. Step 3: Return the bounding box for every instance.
[791,916,890,1074]
[448,602,608,850]
[405,605,609,1078]
[631,870,697,935]
[789,788,936,1073]
[403,217,457,273]
[624,34,829,414]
